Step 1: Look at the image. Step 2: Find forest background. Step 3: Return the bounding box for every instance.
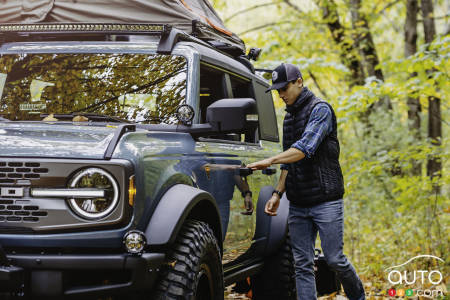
[211,0,449,297]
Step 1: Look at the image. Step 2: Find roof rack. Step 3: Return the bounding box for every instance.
[157,26,259,74]
[157,25,213,54]
[0,23,218,52]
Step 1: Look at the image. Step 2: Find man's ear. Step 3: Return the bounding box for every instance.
[297,78,303,87]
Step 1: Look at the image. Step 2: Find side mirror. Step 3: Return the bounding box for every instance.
[206,98,257,133]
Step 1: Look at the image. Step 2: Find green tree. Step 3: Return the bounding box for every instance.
[213,0,449,294]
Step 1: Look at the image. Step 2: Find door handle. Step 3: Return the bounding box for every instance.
[262,167,276,175]
[237,167,253,177]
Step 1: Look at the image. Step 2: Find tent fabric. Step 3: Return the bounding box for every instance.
[0,0,245,52]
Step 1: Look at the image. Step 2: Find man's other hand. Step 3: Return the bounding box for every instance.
[247,158,273,170]
[241,194,254,215]
[265,195,280,216]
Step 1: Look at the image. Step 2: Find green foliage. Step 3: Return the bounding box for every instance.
[214,0,449,294]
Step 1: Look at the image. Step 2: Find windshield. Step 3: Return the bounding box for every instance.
[0,53,187,124]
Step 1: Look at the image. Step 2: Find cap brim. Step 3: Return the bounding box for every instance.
[265,81,289,93]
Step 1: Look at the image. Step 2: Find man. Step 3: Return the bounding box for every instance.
[248,63,365,300]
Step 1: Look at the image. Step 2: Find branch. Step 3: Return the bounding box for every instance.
[282,0,325,27]
[308,71,329,99]
[282,0,304,14]
[224,2,278,23]
[238,21,291,35]
[418,14,450,22]
[377,0,401,14]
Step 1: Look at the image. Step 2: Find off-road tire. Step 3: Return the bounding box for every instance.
[154,220,224,300]
[251,236,296,300]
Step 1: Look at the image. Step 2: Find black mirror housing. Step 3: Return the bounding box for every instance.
[206,98,257,133]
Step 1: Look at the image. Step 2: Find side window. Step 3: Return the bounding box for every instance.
[199,65,228,123]
[199,64,238,142]
[229,75,259,144]
[199,63,260,144]
[229,75,252,99]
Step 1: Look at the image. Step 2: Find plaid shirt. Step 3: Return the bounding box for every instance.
[281,103,332,169]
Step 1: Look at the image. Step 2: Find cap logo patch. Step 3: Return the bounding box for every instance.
[272,71,278,81]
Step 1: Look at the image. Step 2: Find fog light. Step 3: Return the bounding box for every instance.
[124,230,146,255]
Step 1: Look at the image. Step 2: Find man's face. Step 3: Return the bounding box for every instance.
[277,78,303,106]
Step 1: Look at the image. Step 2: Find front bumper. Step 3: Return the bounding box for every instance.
[3,252,165,297]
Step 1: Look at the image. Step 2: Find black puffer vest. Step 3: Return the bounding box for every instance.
[283,87,344,207]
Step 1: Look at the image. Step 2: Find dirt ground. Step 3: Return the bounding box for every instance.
[224,285,351,300]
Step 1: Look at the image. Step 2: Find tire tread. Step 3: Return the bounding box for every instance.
[251,235,297,300]
[154,220,223,300]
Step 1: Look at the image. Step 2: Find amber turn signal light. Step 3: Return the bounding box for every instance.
[128,175,136,206]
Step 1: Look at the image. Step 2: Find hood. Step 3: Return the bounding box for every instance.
[0,122,117,159]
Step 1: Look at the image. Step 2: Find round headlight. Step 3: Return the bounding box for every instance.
[68,168,119,220]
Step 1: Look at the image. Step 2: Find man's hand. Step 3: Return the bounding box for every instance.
[241,194,254,215]
[247,158,273,170]
[265,195,280,216]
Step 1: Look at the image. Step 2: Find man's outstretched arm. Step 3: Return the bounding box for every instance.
[247,103,332,171]
[247,148,305,170]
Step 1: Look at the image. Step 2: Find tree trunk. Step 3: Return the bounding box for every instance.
[317,0,365,87]
[421,0,442,188]
[405,0,421,175]
[349,0,392,109]
[421,0,437,44]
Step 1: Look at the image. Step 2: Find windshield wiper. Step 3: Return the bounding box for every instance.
[39,113,130,123]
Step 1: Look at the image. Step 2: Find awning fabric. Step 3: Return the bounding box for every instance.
[0,0,245,52]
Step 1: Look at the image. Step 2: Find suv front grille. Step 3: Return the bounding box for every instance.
[0,199,48,223]
[0,161,48,184]
[0,158,129,233]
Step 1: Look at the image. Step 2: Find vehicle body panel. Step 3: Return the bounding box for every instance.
[0,36,285,296]
[0,123,116,159]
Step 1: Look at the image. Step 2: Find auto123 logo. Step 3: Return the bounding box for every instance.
[385,255,445,298]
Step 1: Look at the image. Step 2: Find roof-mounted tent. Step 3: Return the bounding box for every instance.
[0,0,245,54]
[0,22,212,53]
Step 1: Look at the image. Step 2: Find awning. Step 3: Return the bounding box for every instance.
[0,0,245,52]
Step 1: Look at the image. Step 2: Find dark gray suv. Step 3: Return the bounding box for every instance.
[0,23,303,299]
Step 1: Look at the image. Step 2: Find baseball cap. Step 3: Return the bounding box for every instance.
[266,63,302,93]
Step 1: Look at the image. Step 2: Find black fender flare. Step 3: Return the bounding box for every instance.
[144,184,223,251]
[253,185,290,257]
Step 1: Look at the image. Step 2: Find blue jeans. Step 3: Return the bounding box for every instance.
[288,199,365,300]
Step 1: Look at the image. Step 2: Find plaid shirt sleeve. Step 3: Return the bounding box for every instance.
[281,103,333,170]
[291,103,333,158]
